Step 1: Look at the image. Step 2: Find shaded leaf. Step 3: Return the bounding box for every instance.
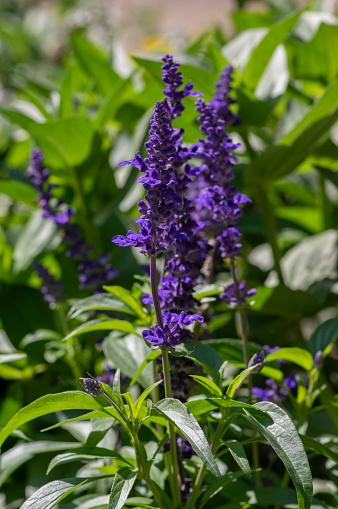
[108,467,138,509]
[225,439,251,478]
[309,317,338,356]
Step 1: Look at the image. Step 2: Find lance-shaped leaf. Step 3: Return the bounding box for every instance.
[0,391,112,448]
[68,294,136,319]
[20,476,110,509]
[266,347,313,371]
[224,439,251,478]
[186,398,269,420]
[134,380,163,417]
[299,435,338,463]
[108,467,139,509]
[244,401,313,509]
[190,375,223,397]
[226,364,261,399]
[104,285,149,324]
[154,398,221,478]
[308,317,338,356]
[47,447,134,474]
[63,319,138,341]
[129,350,161,387]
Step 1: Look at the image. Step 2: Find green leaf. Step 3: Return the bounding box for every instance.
[104,286,149,324]
[72,35,122,95]
[185,398,269,420]
[242,10,301,89]
[293,23,338,83]
[47,447,133,475]
[266,347,313,372]
[309,317,338,356]
[64,319,138,341]
[134,380,163,417]
[280,80,338,146]
[0,391,111,448]
[122,392,136,419]
[245,401,312,509]
[226,364,261,399]
[104,334,153,389]
[108,467,139,509]
[13,211,59,273]
[0,180,37,206]
[190,376,223,397]
[299,435,338,463]
[224,439,251,478]
[29,118,94,169]
[193,284,224,300]
[154,398,221,478]
[204,338,261,367]
[129,351,161,387]
[246,82,338,183]
[68,294,136,319]
[0,441,80,488]
[20,476,109,509]
[177,341,225,380]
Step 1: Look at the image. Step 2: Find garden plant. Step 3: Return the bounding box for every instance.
[0,1,338,508]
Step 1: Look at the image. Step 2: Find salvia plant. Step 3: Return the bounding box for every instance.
[2,52,333,509]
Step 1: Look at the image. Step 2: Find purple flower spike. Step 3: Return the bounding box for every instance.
[28,149,117,293]
[221,281,256,307]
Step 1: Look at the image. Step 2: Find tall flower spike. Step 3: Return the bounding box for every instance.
[112,55,204,346]
[29,149,117,293]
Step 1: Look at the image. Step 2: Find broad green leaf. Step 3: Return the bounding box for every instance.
[293,23,338,84]
[186,398,269,420]
[245,401,312,509]
[190,375,223,397]
[242,10,301,89]
[308,317,338,356]
[154,398,221,478]
[232,9,273,31]
[177,341,225,380]
[226,364,261,399]
[204,338,261,367]
[72,35,122,95]
[20,329,62,348]
[103,285,148,324]
[47,447,133,474]
[224,439,251,478]
[113,369,122,405]
[129,350,161,387]
[95,78,133,130]
[64,319,138,341]
[280,80,338,146]
[134,380,163,417]
[20,476,109,509]
[267,230,337,292]
[0,180,37,206]
[0,391,111,448]
[275,206,321,234]
[222,28,267,70]
[266,347,313,372]
[246,82,338,183]
[108,467,138,509]
[104,333,153,389]
[30,118,94,169]
[299,435,338,463]
[0,441,80,488]
[13,211,59,273]
[68,294,136,319]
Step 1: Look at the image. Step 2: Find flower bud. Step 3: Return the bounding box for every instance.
[313,351,324,369]
[248,350,265,373]
[82,378,104,397]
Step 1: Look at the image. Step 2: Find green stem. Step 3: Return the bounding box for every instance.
[133,432,168,509]
[230,257,261,489]
[188,411,229,509]
[150,254,181,507]
[258,184,285,286]
[56,303,81,380]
